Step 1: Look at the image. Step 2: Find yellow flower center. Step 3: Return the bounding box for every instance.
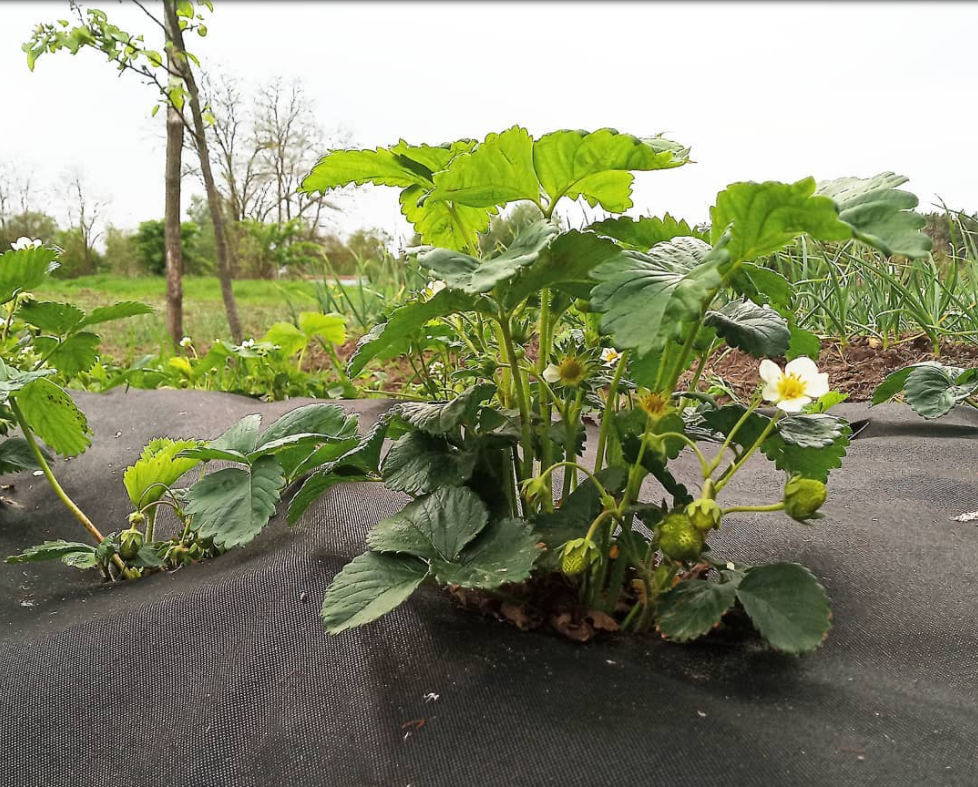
[639,392,669,416]
[777,373,807,401]
[558,356,587,386]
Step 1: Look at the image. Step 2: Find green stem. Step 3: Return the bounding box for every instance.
[706,394,761,476]
[12,400,133,579]
[714,412,782,492]
[497,314,534,485]
[595,350,629,470]
[722,502,785,514]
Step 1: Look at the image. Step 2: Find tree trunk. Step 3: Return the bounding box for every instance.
[162,5,184,344]
[163,0,243,344]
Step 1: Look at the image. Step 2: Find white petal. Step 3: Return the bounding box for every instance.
[784,356,819,383]
[761,382,782,403]
[542,365,561,383]
[805,372,830,398]
[776,395,811,413]
[758,359,783,385]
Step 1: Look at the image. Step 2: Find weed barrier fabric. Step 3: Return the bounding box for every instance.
[1,390,977,787]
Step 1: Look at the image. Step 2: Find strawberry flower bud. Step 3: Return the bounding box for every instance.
[119,527,144,560]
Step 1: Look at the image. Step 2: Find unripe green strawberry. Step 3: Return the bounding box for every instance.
[783,476,828,521]
[560,537,598,576]
[657,513,703,562]
[686,498,722,532]
[119,527,144,560]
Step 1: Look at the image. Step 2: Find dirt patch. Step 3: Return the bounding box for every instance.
[697,336,978,402]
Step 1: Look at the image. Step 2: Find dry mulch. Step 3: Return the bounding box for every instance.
[698,336,978,403]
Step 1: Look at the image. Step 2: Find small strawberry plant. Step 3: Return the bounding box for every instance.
[2,238,362,577]
[292,127,932,652]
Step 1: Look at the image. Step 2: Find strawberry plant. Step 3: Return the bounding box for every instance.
[2,238,361,577]
[292,127,932,653]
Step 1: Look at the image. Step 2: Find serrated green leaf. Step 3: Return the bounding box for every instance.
[816,172,931,259]
[761,421,851,482]
[124,438,202,507]
[431,516,542,589]
[711,178,852,263]
[656,579,738,642]
[366,486,489,562]
[6,540,95,564]
[732,263,792,308]
[399,185,494,253]
[736,562,831,654]
[79,301,153,327]
[587,213,706,250]
[347,289,479,377]
[211,413,262,454]
[0,246,59,304]
[591,237,727,357]
[776,414,847,449]
[381,431,476,495]
[33,332,101,377]
[428,126,539,208]
[704,299,789,358]
[287,467,369,527]
[503,230,622,308]
[397,384,496,435]
[418,220,557,294]
[259,403,357,448]
[903,363,978,419]
[14,378,90,456]
[301,146,431,192]
[62,550,98,569]
[533,129,688,212]
[872,366,914,406]
[17,301,84,333]
[787,325,821,361]
[297,311,346,344]
[184,455,285,549]
[262,322,307,357]
[0,437,43,475]
[0,359,54,404]
[321,552,429,634]
[390,138,477,173]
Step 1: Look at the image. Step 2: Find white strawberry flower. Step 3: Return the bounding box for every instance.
[241,339,255,349]
[11,237,43,251]
[600,347,621,367]
[179,336,193,348]
[759,357,829,413]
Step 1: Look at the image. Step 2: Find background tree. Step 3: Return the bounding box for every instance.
[24,0,243,342]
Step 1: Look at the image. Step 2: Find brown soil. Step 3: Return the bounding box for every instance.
[697,336,978,403]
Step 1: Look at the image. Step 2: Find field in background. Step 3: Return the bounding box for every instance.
[39,276,322,358]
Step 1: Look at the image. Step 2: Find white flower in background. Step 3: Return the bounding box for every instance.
[429,361,445,375]
[423,279,447,299]
[542,355,589,387]
[179,336,193,348]
[759,357,829,413]
[11,237,43,251]
[601,347,622,367]
[241,339,255,349]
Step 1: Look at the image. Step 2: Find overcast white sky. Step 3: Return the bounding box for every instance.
[2,1,976,245]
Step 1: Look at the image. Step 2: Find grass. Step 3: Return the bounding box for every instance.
[38,275,323,359]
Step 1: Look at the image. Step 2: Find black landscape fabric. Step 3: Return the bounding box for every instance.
[1,389,977,787]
